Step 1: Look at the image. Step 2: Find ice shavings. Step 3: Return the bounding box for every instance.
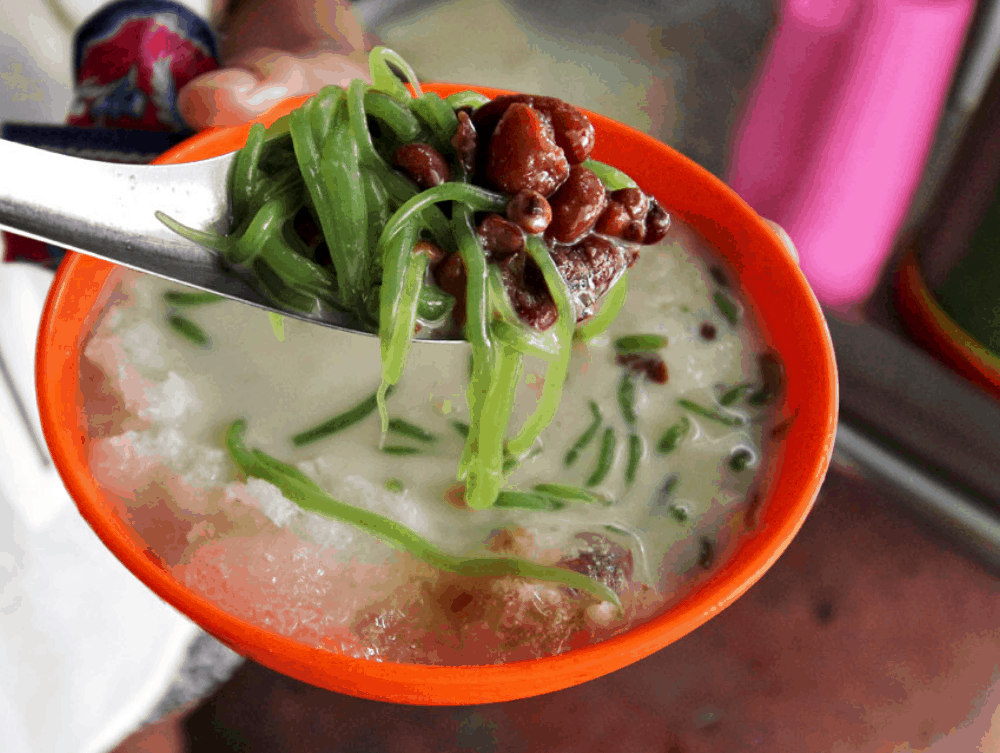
[237,478,300,528]
[176,528,403,647]
[292,510,363,555]
[85,336,201,426]
[232,463,394,562]
[90,430,181,498]
[341,475,430,535]
[137,371,201,424]
[296,459,433,541]
[214,473,393,564]
[120,320,166,370]
[85,318,165,382]
[178,447,229,488]
[89,427,220,502]
[84,285,201,426]
[83,331,130,385]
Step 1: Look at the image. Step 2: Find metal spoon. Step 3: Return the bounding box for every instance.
[0,139,439,339]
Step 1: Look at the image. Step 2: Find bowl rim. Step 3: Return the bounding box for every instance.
[36,83,838,705]
[895,247,1000,399]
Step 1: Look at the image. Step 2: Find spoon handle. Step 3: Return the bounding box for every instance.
[0,140,457,340]
[0,139,238,284]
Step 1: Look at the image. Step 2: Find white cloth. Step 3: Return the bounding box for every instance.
[0,262,199,753]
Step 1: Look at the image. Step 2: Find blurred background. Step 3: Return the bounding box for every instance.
[5,0,1000,750]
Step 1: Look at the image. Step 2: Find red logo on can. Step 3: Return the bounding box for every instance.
[68,1,220,131]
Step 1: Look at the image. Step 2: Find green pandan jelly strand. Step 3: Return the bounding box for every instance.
[225,420,619,606]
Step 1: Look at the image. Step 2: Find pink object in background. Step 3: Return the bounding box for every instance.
[726,0,976,310]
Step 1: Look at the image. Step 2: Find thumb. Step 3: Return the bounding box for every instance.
[178,48,370,129]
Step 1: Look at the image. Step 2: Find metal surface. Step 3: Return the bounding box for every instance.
[827,312,1000,506]
[0,140,406,339]
[835,421,1000,572]
[826,309,1000,569]
[903,0,1000,233]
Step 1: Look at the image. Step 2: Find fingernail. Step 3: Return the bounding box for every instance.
[246,84,290,107]
[764,219,799,264]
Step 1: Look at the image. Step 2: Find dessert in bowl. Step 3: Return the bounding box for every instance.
[36,75,837,704]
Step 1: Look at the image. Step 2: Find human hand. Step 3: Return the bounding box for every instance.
[178,0,372,129]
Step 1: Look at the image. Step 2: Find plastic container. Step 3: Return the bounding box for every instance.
[896,248,1000,400]
[893,40,1000,402]
[727,0,975,310]
[36,85,838,705]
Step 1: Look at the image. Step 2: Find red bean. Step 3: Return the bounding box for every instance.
[648,359,669,384]
[611,188,649,220]
[546,164,607,244]
[595,207,645,243]
[622,220,646,243]
[505,189,552,234]
[413,240,446,264]
[434,252,467,325]
[476,214,525,262]
[559,533,634,593]
[572,233,622,291]
[392,142,451,190]
[595,188,651,242]
[710,266,728,286]
[473,94,595,164]
[533,96,595,164]
[471,96,517,139]
[643,199,671,244]
[451,110,477,175]
[497,252,558,330]
[550,233,625,317]
[595,199,629,237]
[485,102,569,196]
[616,352,669,384]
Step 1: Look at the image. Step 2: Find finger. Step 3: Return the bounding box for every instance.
[178,50,371,129]
[178,68,263,129]
[764,219,799,264]
[229,47,371,91]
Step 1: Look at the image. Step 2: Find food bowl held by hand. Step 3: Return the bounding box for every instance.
[36,84,838,705]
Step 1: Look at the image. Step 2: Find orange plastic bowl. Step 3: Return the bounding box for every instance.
[896,247,1000,400]
[36,84,838,705]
